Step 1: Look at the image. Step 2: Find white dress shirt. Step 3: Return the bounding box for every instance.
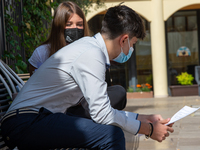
[7,33,141,135]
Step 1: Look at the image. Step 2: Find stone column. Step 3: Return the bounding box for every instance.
[150,0,168,97]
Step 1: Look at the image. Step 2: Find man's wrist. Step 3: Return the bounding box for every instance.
[145,123,153,139]
[139,122,150,135]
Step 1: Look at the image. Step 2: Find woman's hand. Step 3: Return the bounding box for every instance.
[29,64,37,76]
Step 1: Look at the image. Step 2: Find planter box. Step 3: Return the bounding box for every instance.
[127,91,153,99]
[170,84,198,96]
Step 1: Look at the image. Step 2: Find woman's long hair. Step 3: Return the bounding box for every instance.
[43,1,90,57]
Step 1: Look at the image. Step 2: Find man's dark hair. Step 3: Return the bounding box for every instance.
[100,5,146,40]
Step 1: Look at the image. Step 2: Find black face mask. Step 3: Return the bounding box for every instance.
[64,28,84,44]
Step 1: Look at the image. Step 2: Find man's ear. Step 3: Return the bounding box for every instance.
[119,34,128,48]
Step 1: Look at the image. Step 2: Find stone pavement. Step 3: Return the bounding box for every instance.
[124,96,200,150]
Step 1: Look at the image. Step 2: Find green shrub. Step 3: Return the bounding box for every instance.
[176,72,194,85]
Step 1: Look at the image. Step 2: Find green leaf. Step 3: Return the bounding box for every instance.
[9,54,15,60]
[15,53,22,61]
[16,60,27,71]
[16,45,21,50]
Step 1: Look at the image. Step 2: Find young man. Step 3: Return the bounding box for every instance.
[1,5,174,150]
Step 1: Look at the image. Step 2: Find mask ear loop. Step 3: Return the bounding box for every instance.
[127,37,131,49]
[121,36,129,54]
[121,47,123,53]
[121,38,126,53]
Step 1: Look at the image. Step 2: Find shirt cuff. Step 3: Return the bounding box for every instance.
[124,111,141,135]
[135,120,141,135]
[136,113,139,120]
[28,59,38,68]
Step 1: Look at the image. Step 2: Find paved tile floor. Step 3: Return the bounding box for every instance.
[124,96,200,150]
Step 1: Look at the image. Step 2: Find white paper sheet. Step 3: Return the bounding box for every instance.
[166,106,200,125]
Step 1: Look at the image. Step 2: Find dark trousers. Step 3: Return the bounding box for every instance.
[67,85,127,118]
[1,107,125,150]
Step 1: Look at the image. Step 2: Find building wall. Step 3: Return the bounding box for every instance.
[86,0,200,97]
[86,0,200,21]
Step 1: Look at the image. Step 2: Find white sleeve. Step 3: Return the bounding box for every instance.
[28,45,50,68]
[71,49,140,135]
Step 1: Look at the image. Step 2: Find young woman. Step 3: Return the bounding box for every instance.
[28,1,90,76]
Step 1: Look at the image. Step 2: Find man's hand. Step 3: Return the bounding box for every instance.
[151,118,174,142]
[138,114,174,142]
[137,114,163,123]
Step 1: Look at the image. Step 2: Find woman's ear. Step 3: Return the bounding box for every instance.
[119,34,128,48]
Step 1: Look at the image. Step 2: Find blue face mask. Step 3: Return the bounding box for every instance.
[113,38,134,63]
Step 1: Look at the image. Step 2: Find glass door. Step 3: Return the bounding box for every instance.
[166,10,199,85]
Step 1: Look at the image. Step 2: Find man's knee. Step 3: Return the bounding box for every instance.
[100,126,125,150]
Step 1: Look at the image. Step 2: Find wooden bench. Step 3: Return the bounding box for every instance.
[17,73,30,82]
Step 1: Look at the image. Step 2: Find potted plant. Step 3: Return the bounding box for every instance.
[127,83,153,99]
[170,72,198,96]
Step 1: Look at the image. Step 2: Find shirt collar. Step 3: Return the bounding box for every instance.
[93,33,110,67]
